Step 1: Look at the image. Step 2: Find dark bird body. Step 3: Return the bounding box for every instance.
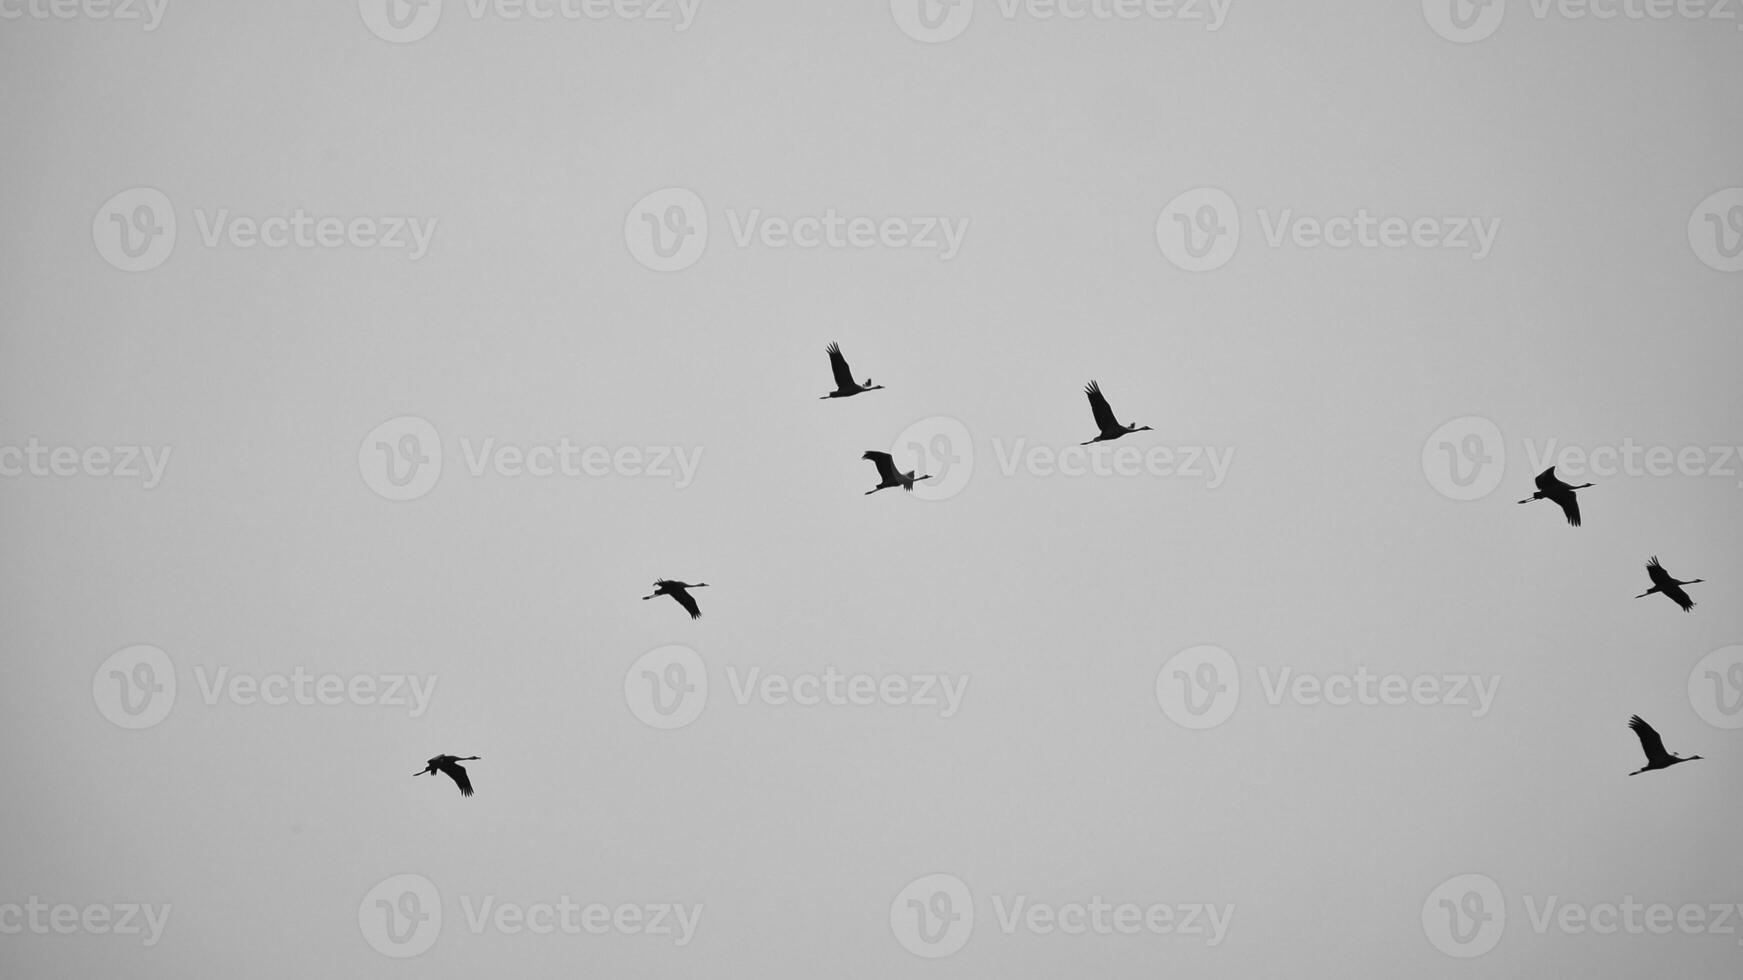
[1079,381,1152,445]
[643,579,708,619]
[820,343,884,399]
[1626,716,1702,775]
[415,755,480,796]
[1636,556,1704,612]
[1518,466,1591,526]
[861,451,930,494]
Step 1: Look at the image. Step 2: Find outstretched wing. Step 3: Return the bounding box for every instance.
[1545,486,1580,526]
[862,451,899,482]
[438,759,474,797]
[1084,381,1119,434]
[827,343,856,390]
[670,586,701,620]
[1629,715,1669,765]
[1534,467,1560,493]
[1662,582,1695,612]
[1646,556,1674,590]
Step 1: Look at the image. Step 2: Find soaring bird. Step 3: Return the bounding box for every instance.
[643,579,708,619]
[1517,466,1591,527]
[415,755,481,797]
[1079,381,1153,445]
[1626,716,1703,775]
[1636,556,1704,612]
[820,343,884,399]
[861,451,931,494]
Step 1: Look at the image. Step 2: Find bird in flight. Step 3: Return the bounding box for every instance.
[1626,716,1702,775]
[643,579,708,619]
[415,755,481,797]
[819,343,884,399]
[861,451,931,494]
[1636,556,1704,612]
[1079,381,1153,445]
[1517,466,1591,527]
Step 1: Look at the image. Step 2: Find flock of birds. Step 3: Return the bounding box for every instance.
[412,350,1711,795]
[1514,466,1711,776]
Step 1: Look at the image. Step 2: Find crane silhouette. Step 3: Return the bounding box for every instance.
[1626,716,1702,775]
[415,755,480,797]
[643,579,708,619]
[1517,466,1591,527]
[861,451,931,494]
[819,343,884,399]
[1079,381,1152,445]
[1636,556,1704,612]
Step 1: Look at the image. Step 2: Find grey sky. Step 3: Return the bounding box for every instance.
[3,1,1742,977]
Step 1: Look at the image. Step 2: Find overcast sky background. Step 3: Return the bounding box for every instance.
[3,1,1743,977]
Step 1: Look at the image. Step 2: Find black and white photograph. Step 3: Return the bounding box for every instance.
[3,1,1743,976]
